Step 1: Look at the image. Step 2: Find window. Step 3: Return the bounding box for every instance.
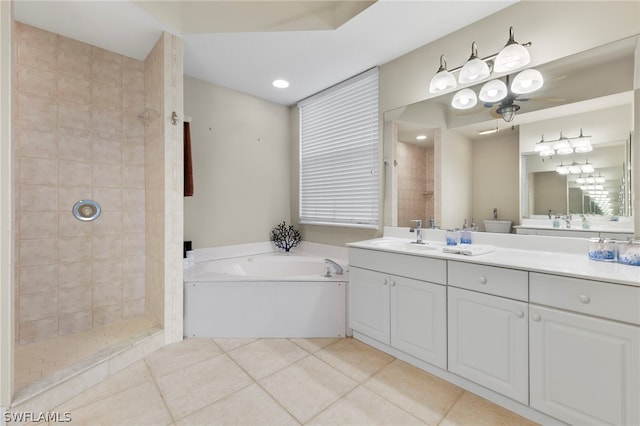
[298,68,379,228]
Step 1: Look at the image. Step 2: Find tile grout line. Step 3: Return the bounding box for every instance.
[435,389,467,426]
[143,356,178,425]
[215,340,306,425]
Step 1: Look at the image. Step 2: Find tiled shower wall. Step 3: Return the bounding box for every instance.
[13,23,147,345]
[143,35,165,327]
[396,141,434,228]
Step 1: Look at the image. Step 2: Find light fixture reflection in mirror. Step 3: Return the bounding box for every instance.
[385,36,636,232]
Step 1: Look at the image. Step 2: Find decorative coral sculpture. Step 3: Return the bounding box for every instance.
[270,221,302,252]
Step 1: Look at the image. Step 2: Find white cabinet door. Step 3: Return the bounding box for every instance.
[530,305,640,426]
[348,267,390,344]
[448,287,528,403]
[391,276,446,368]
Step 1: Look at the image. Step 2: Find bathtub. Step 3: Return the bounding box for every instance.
[183,243,348,338]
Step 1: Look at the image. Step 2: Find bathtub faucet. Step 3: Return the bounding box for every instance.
[324,258,344,275]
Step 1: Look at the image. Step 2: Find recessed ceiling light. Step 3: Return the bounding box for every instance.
[416,135,427,140]
[272,79,289,88]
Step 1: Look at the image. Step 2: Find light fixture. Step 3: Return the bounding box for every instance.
[511,68,543,94]
[581,161,594,173]
[553,132,573,155]
[494,27,531,72]
[451,88,477,109]
[478,123,500,135]
[496,103,519,122]
[459,42,491,84]
[478,79,508,103]
[571,128,593,153]
[429,55,457,93]
[416,135,427,140]
[557,161,595,175]
[534,135,555,157]
[432,27,535,122]
[534,129,593,156]
[272,79,289,88]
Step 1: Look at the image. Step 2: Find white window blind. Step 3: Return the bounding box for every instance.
[298,68,379,228]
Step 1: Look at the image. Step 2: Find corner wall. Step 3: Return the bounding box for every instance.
[0,0,13,409]
[144,32,184,343]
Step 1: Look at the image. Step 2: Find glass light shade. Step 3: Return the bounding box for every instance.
[459,58,490,84]
[568,164,582,174]
[595,176,605,184]
[585,176,596,184]
[494,43,530,72]
[451,89,477,110]
[581,163,595,173]
[576,177,586,184]
[511,69,543,94]
[479,79,507,102]
[497,104,519,122]
[556,164,569,174]
[553,138,571,153]
[430,56,457,93]
[574,144,593,153]
[429,70,456,93]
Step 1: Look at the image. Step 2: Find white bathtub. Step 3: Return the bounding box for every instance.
[183,245,348,338]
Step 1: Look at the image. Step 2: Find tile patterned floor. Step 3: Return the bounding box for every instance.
[33,337,539,425]
[15,316,157,390]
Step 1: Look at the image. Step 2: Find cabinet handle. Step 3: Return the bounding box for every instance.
[478,276,487,284]
[515,310,524,318]
[579,294,591,304]
[391,280,396,287]
[383,279,388,286]
[532,313,541,322]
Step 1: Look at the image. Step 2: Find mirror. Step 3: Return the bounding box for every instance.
[384,36,636,230]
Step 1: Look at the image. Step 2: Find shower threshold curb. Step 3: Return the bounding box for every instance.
[10,326,164,411]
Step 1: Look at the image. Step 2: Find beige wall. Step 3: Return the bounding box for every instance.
[13,23,147,345]
[472,131,520,230]
[183,76,291,249]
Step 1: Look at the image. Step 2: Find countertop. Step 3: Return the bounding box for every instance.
[347,236,640,288]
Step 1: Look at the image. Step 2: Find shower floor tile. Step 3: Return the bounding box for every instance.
[14,316,156,390]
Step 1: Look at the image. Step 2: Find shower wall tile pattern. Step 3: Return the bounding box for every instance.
[396,141,434,228]
[14,23,147,345]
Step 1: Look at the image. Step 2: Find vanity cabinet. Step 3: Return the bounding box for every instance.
[348,248,447,367]
[529,273,640,426]
[348,267,390,344]
[447,262,529,404]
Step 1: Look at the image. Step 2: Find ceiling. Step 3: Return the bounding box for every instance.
[12,0,517,106]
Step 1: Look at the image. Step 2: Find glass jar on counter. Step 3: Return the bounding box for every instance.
[588,237,616,262]
[616,240,640,266]
[446,229,460,246]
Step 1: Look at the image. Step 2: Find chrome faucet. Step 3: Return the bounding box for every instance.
[565,214,572,228]
[324,258,343,275]
[410,219,424,244]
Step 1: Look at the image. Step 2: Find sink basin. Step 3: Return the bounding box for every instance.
[369,239,437,251]
[483,220,512,233]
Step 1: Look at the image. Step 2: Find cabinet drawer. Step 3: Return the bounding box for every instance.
[530,273,640,325]
[349,248,446,284]
[447,261,528,301]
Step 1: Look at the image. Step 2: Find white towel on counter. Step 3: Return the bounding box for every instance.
[442,244,495,256]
